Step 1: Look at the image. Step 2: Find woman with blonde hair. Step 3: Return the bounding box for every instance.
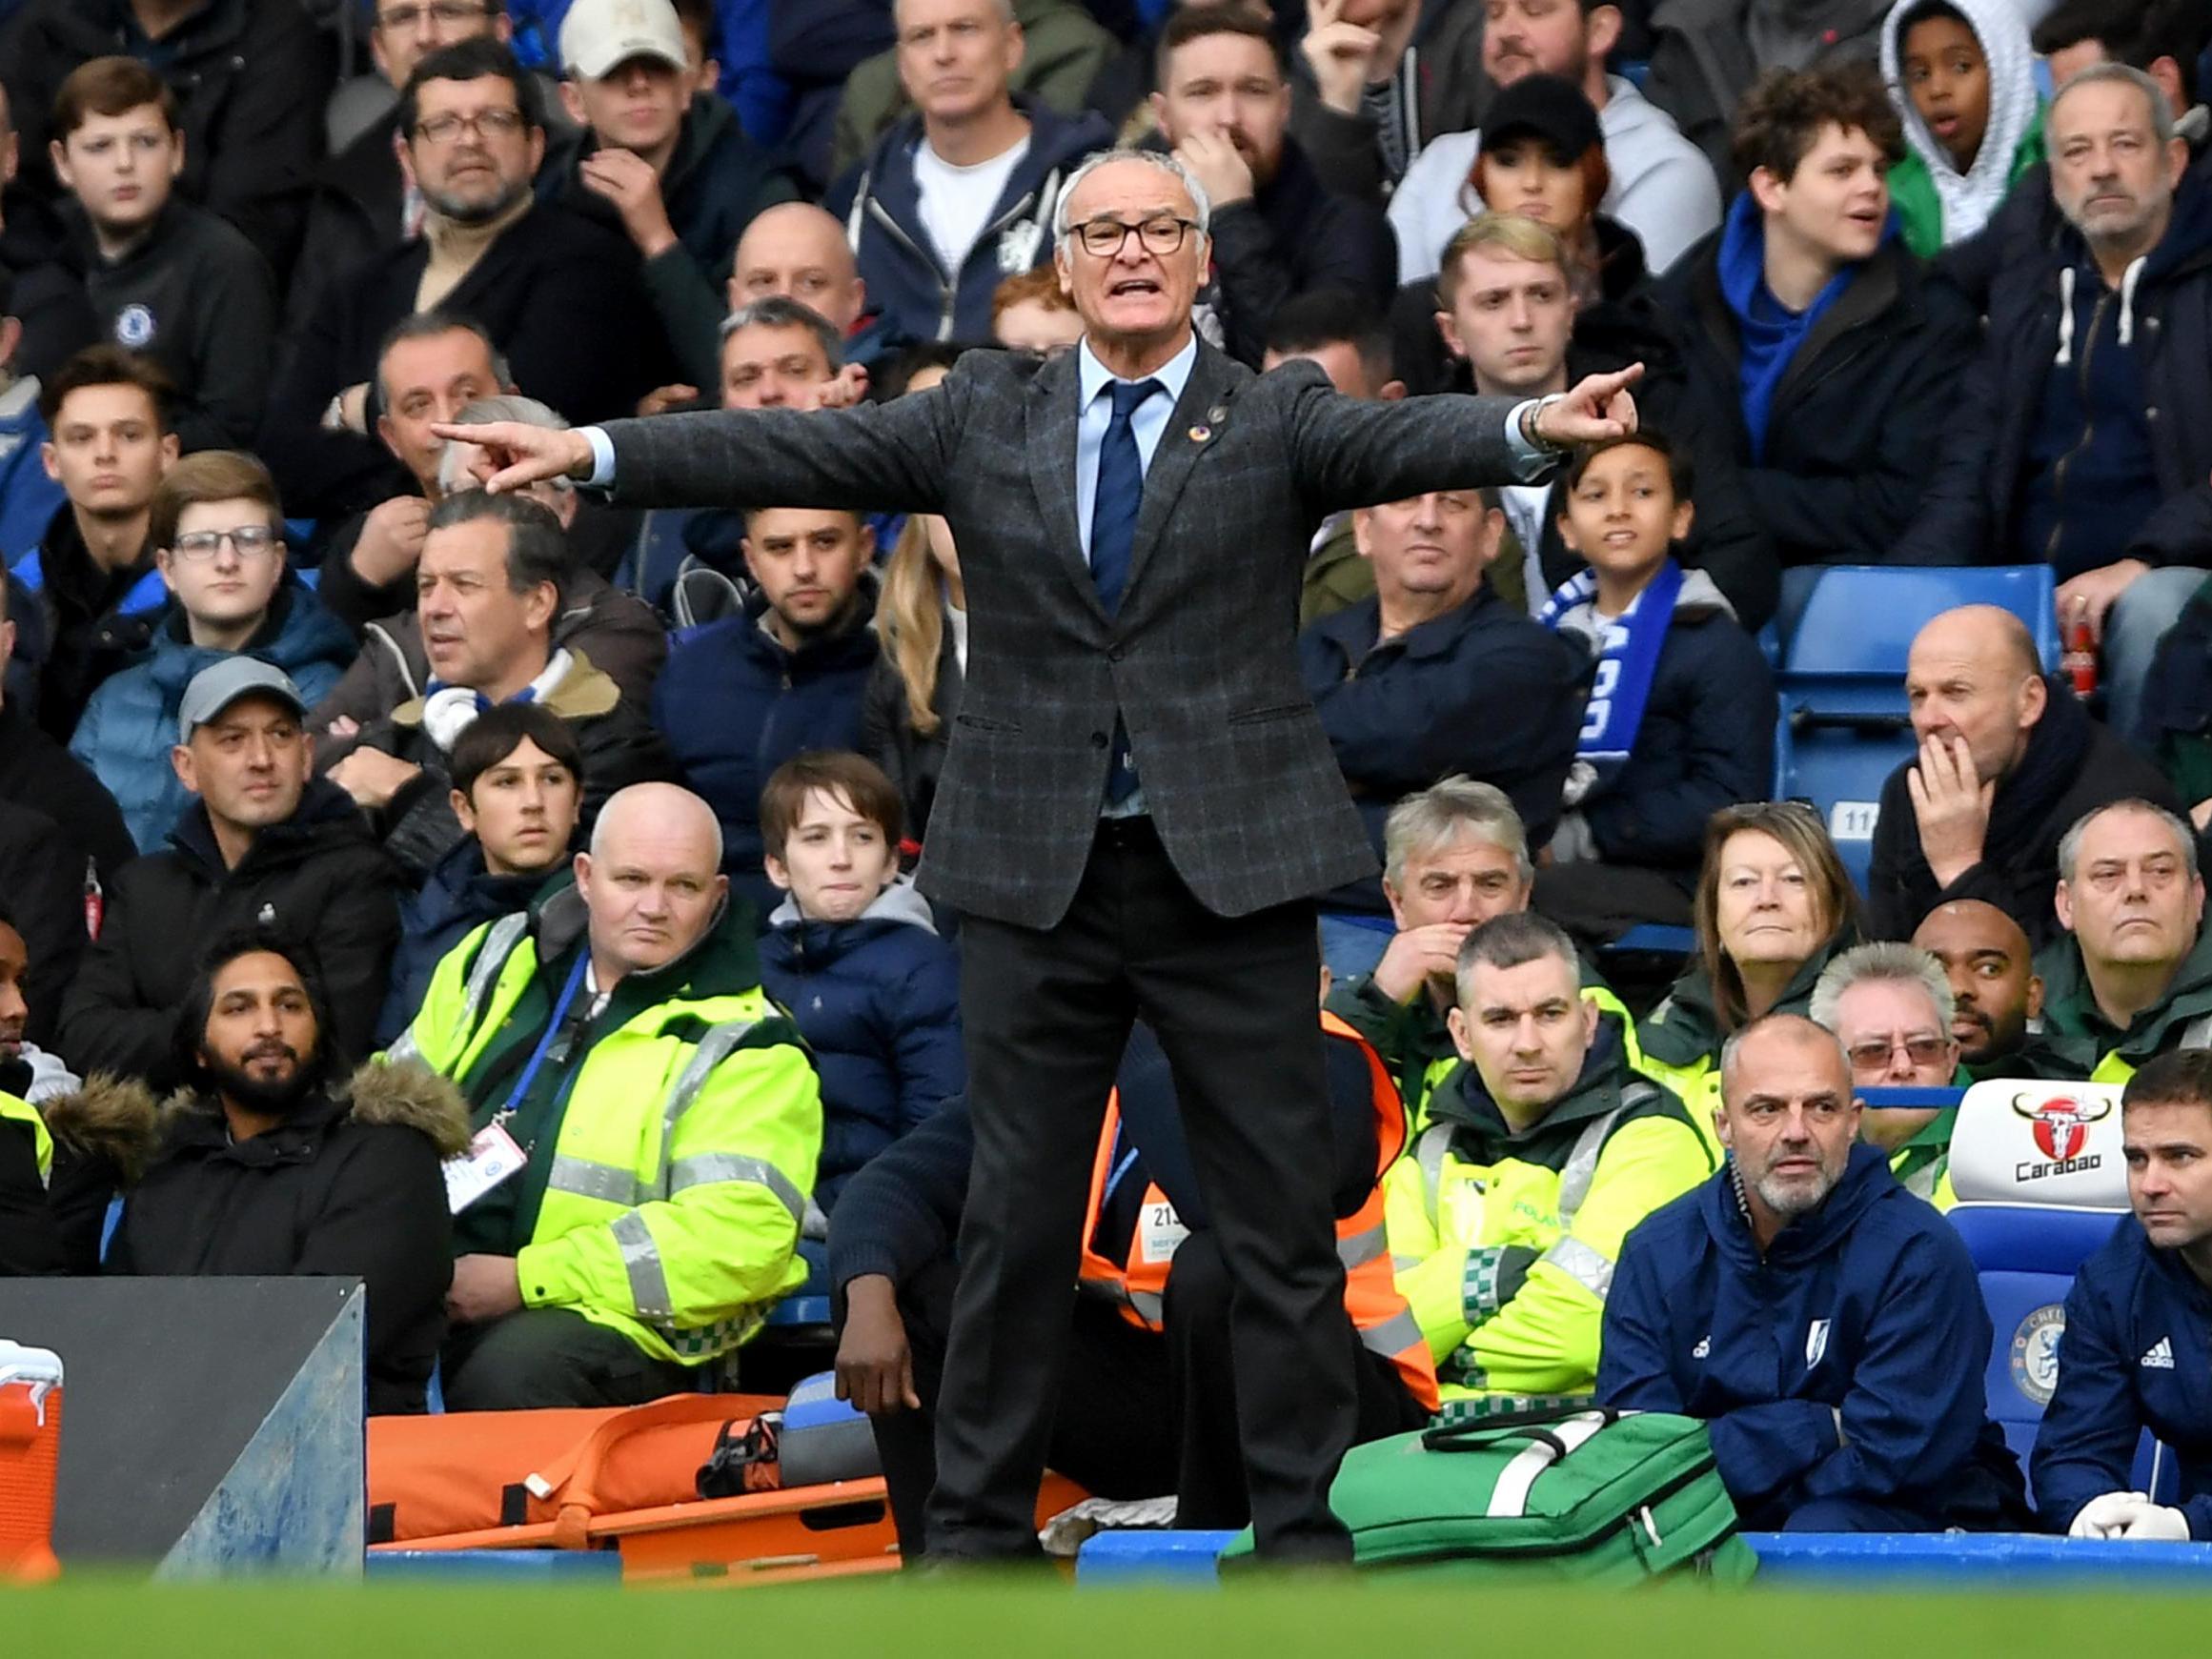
[1637,801,1861,1147]
[860,357,965,844]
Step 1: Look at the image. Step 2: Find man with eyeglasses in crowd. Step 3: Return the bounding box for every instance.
[456,143,1638,1561]
[290,0,517,332]
[261,37,678,522]
[1811,941,1969,1209]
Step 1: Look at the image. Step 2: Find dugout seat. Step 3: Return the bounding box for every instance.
[1944,1079,2175,1498]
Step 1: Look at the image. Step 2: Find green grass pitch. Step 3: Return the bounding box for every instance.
[6,1578,2211,1656]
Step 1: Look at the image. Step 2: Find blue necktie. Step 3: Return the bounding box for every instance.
[1091,378,1159,804]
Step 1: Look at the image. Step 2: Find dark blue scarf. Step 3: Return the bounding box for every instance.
[1538,559,1682,790]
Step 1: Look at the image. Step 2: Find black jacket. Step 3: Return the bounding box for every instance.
[286,111,404,336]
[0,1097,58,1277]
[0,190,98,384]
[1297,583,1584,912]
[0,796,94,1049]
[0,0,332,280]
[74,1062,469,1414]
[1865,681,2187,949]
[57,779,403,1089]
[543,95,802,394]
[71,196,276,453]
[1651,231,1979,568]
[1203,135,1397,370]
[14,503,165,743]
[1895,171,2212,575]
[0,698,136,884]
[860,617,963,849]
[260,203,681,519]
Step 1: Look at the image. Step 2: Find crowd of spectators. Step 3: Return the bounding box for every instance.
[1,0,2210,1548]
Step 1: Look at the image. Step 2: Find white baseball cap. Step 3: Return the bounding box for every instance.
[558,0,689,81]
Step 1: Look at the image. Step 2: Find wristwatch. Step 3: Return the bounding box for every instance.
[1519,392,1572,454]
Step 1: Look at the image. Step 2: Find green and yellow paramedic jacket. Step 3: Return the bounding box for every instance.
[2,1091,50,1180]
[1634,937,1851,1158]
[1327,958,1641,1135]
[393,887,822,1365]
[2034,925,2212,1087]
[1383,1025,1713,1407]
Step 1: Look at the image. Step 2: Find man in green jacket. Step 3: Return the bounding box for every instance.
[2039,799,2212,1086]
[394,781,822,1410]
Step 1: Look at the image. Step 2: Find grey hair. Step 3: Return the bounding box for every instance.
[1808,941,1955,1036]
[438,394,571,496]
[2058,799,2201,886]
[2051,60,2179,150]
[1718,1013,1852,1104]
[1382,776,1532,891]
[1451,911,1580,1011]
[718,293,845,370]
[1051,147,1212,245]
[895,0,1015,26]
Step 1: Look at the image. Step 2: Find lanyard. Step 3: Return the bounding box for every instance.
[495,953,590,1125]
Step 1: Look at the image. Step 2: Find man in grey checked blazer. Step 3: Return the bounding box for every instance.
[449,147,1641,1563]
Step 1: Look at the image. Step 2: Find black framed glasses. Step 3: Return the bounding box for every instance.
[1070,215,1200,257]
[413,107,526,145]
[172,525,280,560]
[376,1,495,30]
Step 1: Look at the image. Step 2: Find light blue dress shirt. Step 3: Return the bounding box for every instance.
[1071,332,1198,551]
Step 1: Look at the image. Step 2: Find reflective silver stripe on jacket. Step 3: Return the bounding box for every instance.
[547,1154,637,1204]
[1359,1306,1424,1362]
[669,1152,804,1223]
[392,910,531,1065]
[1338,1222,1387,1271]
[611,1209,672,1321]
[1417,1122,1454,1226]
[1541,1235,1615,1301]
[651,1019,762,1195]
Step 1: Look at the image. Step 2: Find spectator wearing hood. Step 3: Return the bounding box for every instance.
[1148,6,1395,368]
[1386,14,1719,285]
[1878,0,2045,256]
[823,0,1111,343]
[653,505,880,920]
[71,452,355,853]
[54,933,466,1412]
[1650,64,1978,569]
[757,753,963,1226]
[1892,64,2212,749]
[542,0,800,395]
[1534,434,1776,942]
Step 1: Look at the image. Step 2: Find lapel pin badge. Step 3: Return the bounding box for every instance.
[1188,424,1212,443]
[1207,405,1228,421]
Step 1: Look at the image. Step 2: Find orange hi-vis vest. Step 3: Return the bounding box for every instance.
[1074,1011,1440,1413]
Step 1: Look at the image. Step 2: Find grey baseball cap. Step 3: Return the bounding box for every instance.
[177,658,309,744]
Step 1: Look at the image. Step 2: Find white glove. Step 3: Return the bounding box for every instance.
[2069,1491,2151,1539]
[2119,1505,2192,1542]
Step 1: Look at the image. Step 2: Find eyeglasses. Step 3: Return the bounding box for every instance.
[376,1,493,30]
[413,108,527,145]
[1845,1035,1952,1073]
[1069,215,1200,257]
[172,525,280,560]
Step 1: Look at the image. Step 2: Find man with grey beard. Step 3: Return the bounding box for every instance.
[259,37,678,520]
[1597,1013,2031,1532]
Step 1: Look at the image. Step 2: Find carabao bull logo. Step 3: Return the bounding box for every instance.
[2012,1092,2113,1180]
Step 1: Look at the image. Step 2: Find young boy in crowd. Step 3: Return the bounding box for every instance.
[1533,434,1776,941]
[758,752,963,1252]
[1878,0,2045,255]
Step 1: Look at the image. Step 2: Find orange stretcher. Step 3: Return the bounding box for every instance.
[367,1394,1086,1584]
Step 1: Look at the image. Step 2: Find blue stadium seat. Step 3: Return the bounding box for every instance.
[1770,566,2060,893]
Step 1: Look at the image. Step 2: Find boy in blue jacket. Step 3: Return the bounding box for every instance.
[1600,1012,2030,1531]
[759,751,963,1243]
[2033,1050,2212,1541]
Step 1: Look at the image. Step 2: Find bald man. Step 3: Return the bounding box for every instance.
[1911,900,2046,1077]
[396,780,823,1411]
[1867,605,2182,947]
[1599,1014,2031,1533]
[729,203,871,337]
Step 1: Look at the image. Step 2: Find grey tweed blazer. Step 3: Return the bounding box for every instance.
[602,340,1533,930]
